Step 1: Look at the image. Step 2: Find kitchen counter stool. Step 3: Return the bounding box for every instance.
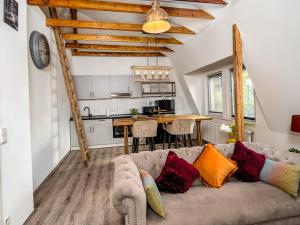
[163,119,195,149]
[132,120,158,153]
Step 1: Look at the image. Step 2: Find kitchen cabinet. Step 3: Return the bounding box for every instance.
[91,119,112,145]
[73,76,91,100]
[73,75,143,99]
[70,120,92,147]
[70,119,113,147]
[92,76,111,99]
[111,76,131,93]
[110,75,142,98]
[129,79,142,98]
[73,76,111,99]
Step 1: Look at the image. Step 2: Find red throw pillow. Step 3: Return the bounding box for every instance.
[155,151,199,193]
[231,141,266,182]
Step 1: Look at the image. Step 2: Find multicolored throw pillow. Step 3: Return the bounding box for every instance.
[155,151,199,193]
[231,141,266,182]
[140,170,166,218]
[193,144,238,188]
[260,159,300,197]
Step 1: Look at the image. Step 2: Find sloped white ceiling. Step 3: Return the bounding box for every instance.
[169,0,300,134]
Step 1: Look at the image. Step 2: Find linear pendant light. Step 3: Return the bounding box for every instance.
[142,0,171,34]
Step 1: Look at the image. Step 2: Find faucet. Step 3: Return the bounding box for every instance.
[84,107,92,117]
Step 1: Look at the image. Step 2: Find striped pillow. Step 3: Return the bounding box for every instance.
[140,170,166,218]
[260,159,300,197]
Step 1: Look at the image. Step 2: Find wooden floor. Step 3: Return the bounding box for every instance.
[24,147,124,225]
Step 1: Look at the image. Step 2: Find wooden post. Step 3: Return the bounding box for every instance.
[196,121,203,146]
[124,126,129,155]
[49,8,90,165]
[233,24,244,141]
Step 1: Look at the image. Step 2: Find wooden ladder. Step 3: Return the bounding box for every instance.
[49,8,91,166]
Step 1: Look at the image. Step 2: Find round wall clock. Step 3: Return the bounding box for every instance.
[29,31,50,69]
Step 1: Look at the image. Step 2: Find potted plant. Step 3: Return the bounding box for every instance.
[130,108,139,119]
[220,122,236,143]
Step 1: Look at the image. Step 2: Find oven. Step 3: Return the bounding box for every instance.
[113,125,132,138]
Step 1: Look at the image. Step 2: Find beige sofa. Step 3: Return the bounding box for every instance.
[112,143,300,225]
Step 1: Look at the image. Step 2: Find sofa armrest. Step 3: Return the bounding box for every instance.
[113,155,147,225]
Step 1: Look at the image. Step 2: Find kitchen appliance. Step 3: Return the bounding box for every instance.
[155,99,175,114]
[142,106,159,115]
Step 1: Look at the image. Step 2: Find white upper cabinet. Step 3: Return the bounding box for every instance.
[73,75,142,99]
[92,76,111,99]
[129,79,142,98]
[73,76,92,100]
[111,75,131,93]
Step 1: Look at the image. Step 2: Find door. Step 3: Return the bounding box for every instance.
[73,76,92,100]
[91,119,112,145]
[92,76,111,99]
[70,120,92,147]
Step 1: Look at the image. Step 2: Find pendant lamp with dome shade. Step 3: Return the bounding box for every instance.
[142,0,171,34]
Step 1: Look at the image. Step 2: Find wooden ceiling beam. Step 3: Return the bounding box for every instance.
[72,51,166,57]
[69,9,78,54]
[65,43,174,52]
[63,34,183,44]
[46,18,195,35]
[173,0,226,4]
[28,0,215,19]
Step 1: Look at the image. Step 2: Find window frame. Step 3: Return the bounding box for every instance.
[207,72,224,114]
[230,68,256,121]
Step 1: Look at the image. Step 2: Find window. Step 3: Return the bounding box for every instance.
[230,69,256,120]
[208,73,223,113]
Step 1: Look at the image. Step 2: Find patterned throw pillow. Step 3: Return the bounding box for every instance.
[155,151,199,193]
[193,144,238,188]
[231,141,266,182]
[140,170,166,218]
[260,159,300,197]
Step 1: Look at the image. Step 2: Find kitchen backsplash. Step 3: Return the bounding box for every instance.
[79,97,175,116]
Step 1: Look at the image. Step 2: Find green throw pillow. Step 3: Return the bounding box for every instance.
[140,170,166,218]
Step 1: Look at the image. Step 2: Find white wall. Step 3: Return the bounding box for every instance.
[170,0,300,149]
[0,1,34,225]
[27,6,70,190]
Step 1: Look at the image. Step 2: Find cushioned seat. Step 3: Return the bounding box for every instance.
[147,181,300,225]
[113,143,300,225]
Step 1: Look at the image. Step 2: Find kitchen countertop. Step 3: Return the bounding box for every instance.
[70,114,132,121]
[70,112,176,121]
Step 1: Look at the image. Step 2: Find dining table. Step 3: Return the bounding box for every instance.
[112,114,212,154]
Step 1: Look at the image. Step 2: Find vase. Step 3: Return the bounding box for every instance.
[227,132,236,144]
[132,115,138,120]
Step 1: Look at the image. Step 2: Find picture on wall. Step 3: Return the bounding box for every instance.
[3,0,18,31]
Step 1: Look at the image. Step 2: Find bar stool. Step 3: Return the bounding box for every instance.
[163,119,195,149]
[132,120,158,153]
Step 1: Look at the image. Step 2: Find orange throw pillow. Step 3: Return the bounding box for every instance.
[193,144,238,188]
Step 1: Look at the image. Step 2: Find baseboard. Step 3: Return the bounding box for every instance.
[33,150,72,196]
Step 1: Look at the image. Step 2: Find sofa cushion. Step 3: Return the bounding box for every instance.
[260,159,300,197]
[146,181,300,225]
[193,144,238,188]
[231,141,266,182]
[140,170,166,218]
[155,151,199,193]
